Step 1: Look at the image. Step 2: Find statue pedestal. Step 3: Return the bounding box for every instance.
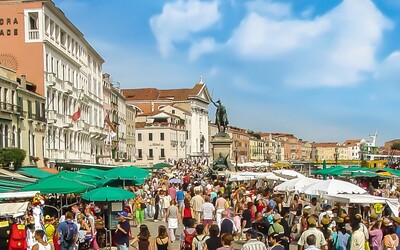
[210,133,234,171]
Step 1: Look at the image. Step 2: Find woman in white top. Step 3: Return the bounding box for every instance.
[32,230,51,250]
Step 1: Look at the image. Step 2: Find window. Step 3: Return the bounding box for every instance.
[161,149,165,158]
[138,149,142,159]
[29,12,38,30]
[149,133,153,141]
[149,149,153,158]
[160,133,164,141]
[27,100,32,118]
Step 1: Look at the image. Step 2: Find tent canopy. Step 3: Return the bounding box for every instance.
[18,168,55,179]
[21,176,95,194]
[0,202,29,216]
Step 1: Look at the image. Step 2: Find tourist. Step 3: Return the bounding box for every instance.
[298,218,327,250]
[116,211,130,250]
[176,186,185,209]
[268,213,284,236]
[309,198,320,216]
[241,203,253,234]
[369,219,383,250]
[241,229,267,250]
[44,215,55,250]
[268,232,285,250]
[154,190,161,222]
[77,213,91,247]
[304,234,320,250]
[71,205,81,224]
[383,225,399,250]
[181,219,197,250]
[331,218,350,250]
[201,196,215,233]
[154,225,171,250]
[161,191,172,222]
[136,195,146,227]
[182,199,194,228]
[191,190,205,224]
[166,199,179,243]
[219,211,237,237]
[131,224,152,250]
[84,208,99,249]
[168,184,177,202]
[32,229,51,250]
[56,211,78,250]
[192,224,209,250]
[204,224,222,250]
[216,233,234,250]
[349,222,365,250]
[215,193,227,225]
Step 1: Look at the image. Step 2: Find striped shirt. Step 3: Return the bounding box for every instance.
[240,239,268,250]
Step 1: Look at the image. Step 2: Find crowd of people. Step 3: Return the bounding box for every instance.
[18,164,400,250]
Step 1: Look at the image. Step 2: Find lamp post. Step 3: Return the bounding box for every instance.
[334,147,339,167]
[234,148,239,172]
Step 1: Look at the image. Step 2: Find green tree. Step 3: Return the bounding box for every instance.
[0,148,26,169]
[391,143,400,151]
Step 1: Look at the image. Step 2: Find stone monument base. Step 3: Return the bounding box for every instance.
[210,133,234,171]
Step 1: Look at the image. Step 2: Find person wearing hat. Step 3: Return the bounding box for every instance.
[349,222,365,250]
[44,215,55,250]
[116,211,130,250]
[369,218,383,250]
[268,214,284,236]
[298,217,327,250]
[268,233,284,250]
[241,229,267,250]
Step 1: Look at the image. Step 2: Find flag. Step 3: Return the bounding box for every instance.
[104,114,117,132]
[72,107,81,121]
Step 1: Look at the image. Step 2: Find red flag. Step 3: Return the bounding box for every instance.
[72,107,81,121]
[104,114,117,132]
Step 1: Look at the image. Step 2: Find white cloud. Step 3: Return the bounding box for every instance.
[150,0,221,57]
[228,0,392,87]
[374,51,400,83]
[188,38,217,61]
[245,0,291,19]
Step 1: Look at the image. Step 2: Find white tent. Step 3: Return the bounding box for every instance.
[0,191,39,199]
[0,202,29,217]
[273,169,305,179]
[301,179,367,195]
[323,193,400,216]
[274,177,321,192]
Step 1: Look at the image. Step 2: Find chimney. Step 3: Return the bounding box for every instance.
[20,74,27,89]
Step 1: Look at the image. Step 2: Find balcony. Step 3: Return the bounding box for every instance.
[47,110,56,123]
[28,29,39,40]
[0,102,22,115]
[48,149,66,160]
[63,115,72,128]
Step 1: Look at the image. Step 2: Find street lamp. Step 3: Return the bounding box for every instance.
[234,148,239,172]
[334,147,339,167]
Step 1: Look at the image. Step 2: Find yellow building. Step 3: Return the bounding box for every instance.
[0,66,46,167]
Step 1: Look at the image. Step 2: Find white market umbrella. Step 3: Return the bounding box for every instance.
[274,177,321,192]
[273,169,305,179]
[301,179,367,196]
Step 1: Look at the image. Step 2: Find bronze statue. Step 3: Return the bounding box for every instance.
[211,99,229,133]
[212,152,229,171]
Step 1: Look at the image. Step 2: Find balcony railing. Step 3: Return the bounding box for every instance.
[28,30,39,40]
[0,102,22,114]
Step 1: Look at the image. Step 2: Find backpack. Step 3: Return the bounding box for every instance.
[194,235,207,250]
[64,221,76,243]
[181,229,196,250]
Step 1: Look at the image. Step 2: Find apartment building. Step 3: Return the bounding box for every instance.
[0,0,107,166]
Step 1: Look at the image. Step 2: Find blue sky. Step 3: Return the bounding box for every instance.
[55,0,400,145]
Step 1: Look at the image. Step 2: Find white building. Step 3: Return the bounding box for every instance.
[122,80,211,160]
[135,110,186,164]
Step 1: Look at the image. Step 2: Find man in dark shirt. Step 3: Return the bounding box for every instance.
[116,211,130,250]
[219,211,237,236]
[242,204,253,231]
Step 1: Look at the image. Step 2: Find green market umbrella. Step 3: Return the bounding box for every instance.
[76,168,107,178]
[21,176,95,194]
[82,186,135,201]
[18,168,54,179]
[104,166,150,180]
[96,178,146,187]
[50,171,101,185]
[312,166,345,176]
[348,171,390,178]
[152,163,172,170]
